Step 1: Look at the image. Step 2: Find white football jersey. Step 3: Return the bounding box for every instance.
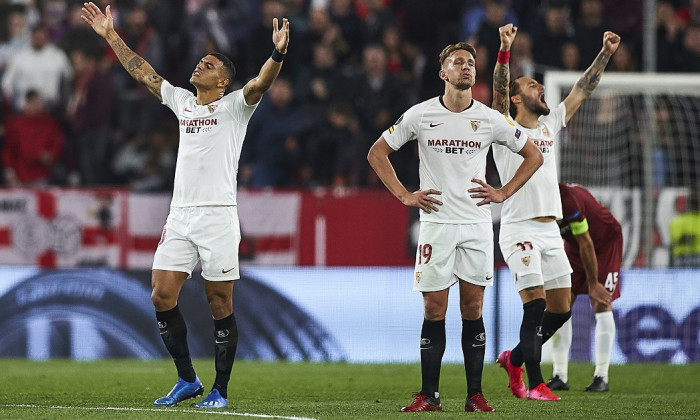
[160,80,258,207]
[383,97,527,224]
[493,102,567,223]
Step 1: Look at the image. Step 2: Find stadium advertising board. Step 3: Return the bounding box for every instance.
[0,267,697,364]
[0,188,690,268]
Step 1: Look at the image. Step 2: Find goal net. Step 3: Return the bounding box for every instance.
[543,72,700,268]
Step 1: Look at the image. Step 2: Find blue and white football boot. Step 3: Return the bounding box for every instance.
[153,376,204,406]
[195,389,228,409]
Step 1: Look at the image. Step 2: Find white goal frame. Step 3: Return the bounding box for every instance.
[543,72,700,266]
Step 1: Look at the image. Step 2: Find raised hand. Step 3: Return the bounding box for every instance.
[81,2,114,38]
[498,23,518,51]
[272,17,290,54]
[602,31,621,55]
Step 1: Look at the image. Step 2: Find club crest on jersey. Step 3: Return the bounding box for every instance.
[470,120,481,132]
[415,271,422,282]
[541,127,550,137]
[521,256,531,266]
[207,104,218,113]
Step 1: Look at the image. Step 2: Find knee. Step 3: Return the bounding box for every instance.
[423,300,447,321]
[207,294,233,319]
[460,299,483,320]
[151,289,176,312]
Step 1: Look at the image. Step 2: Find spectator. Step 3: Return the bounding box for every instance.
[357,0,397,46]
[574,0,607,65]
[669,190,700,267]
[299,101,357,188]
[472,0,516,58]
[0,11,30,73]
[328,0,363,67]
[608,41,639,72]
[676,0,700,26]
[656,0,683,72]
[561,41,582,71]
[460,0,519,42]
[112,132,149,185]
[295,7,346,75]
[56,3,104,58]
[65,48,115,185]
[236,0,288,82]
[110,6,164,137]
[3,90,64,187]
[532,5,573,70]
[295,42,352,118]
[130,129,176,192]
[240,77,311,187]
[1,24,72,113]
[350,43,409,186]
[673,23,700,72]
[510,30,535,79]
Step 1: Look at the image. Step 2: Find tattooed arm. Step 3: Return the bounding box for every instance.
[563,31,621,124]
[492,24,517,115]
[81,2,164,101]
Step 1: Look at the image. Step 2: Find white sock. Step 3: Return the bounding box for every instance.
[551,318,572,382]
[594,311,616,382]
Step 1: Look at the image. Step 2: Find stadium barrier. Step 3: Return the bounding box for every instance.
[0,266,697,364]
[0,187,691,268]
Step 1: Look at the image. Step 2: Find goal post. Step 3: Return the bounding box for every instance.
[543,72,700,267]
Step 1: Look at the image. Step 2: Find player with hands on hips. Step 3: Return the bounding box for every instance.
[368,41,542,413]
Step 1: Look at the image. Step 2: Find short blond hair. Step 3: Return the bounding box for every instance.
[439,42,477,68]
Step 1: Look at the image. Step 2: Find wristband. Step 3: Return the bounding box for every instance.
[271,48,286,63]
[497,50,510,64]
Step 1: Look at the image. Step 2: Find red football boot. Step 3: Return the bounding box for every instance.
[465,393,495,412]
[497,350,527,399]
[400,392,442,412]
[528,383,562,401]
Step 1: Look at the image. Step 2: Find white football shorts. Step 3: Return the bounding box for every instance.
[413,221,494,292]
[152,206,241,281]
[499,219,572,292]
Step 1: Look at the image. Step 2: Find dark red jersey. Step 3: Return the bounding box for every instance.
[558,183,622,250]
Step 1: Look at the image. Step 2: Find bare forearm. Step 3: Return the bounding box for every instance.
[501,141,543,198]
[500,155,540,198]
[243,58,283,103]
[368,152,409,202]
[575,50,611,97]
[492,61,510,114]
[579,240,599,288]
[105,30,162,98]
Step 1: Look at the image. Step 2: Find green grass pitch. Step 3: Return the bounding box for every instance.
[1,359,698,419]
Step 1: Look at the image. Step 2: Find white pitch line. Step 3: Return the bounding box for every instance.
[0,404,319,420]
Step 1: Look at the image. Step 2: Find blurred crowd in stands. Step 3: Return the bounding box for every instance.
[0,0,698,191]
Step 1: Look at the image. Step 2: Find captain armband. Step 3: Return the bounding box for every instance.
[570,218,589,236]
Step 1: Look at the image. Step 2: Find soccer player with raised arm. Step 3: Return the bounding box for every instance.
[368,42,543,413]
[546,182,622,393]
[490,24,620,401]
[81,2,289,409]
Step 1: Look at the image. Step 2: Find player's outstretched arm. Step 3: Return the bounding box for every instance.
[563,31,620,123]
[573,229,612,306]
[492,24,517,115]
[243,17,290,105]
[468,139,543,206]
[81,2,164,101]
[368,137,442,214]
